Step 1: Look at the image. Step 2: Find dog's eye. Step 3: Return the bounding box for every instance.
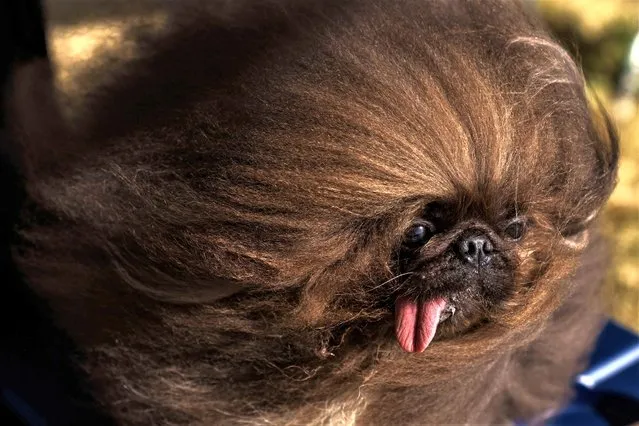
[404,221,435,247]
[504,218,527,241]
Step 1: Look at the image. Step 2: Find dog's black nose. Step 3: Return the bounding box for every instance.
[456,233,494,266]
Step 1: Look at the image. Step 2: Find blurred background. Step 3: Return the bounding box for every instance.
[536,0,639,332]
[43,0,639,331]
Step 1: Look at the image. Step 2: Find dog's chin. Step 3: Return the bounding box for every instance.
[390,285,494,353]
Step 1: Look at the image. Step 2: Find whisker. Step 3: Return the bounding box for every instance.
[369,272,414,291]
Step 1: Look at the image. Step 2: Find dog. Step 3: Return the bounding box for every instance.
[7,0,618,424]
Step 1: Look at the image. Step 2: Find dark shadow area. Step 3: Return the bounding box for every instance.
[596,392,639,426]
[0,1,113,424]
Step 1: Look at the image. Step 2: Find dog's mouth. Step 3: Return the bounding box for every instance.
[394,296,457,353]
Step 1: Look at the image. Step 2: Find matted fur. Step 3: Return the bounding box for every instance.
[8,0,619,424]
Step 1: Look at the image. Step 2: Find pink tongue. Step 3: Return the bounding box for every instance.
[395,297,446,353]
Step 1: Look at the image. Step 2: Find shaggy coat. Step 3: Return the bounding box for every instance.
[8,0,618,424]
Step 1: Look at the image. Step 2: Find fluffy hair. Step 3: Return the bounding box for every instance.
[8,0,618,424]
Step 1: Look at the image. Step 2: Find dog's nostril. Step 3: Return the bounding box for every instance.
[456,234,494,266]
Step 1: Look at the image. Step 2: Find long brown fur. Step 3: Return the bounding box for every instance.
[7,0,619,424]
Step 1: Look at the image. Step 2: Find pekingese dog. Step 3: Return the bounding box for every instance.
[8,0,618,424]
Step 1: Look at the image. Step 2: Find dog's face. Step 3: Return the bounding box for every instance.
[393,201,521,352]
[389,191,602,352]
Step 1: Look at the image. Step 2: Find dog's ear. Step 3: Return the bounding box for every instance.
[591,94,620,198]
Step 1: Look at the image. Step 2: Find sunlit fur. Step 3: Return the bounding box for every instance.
[8,0,618,424]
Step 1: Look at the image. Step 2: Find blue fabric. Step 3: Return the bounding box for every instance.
[545,402,609,426]
[576,321,639,400]
[524,320,639,426]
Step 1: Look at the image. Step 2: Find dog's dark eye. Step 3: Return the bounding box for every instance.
[404,221,435,247]
[504,218,527,241]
